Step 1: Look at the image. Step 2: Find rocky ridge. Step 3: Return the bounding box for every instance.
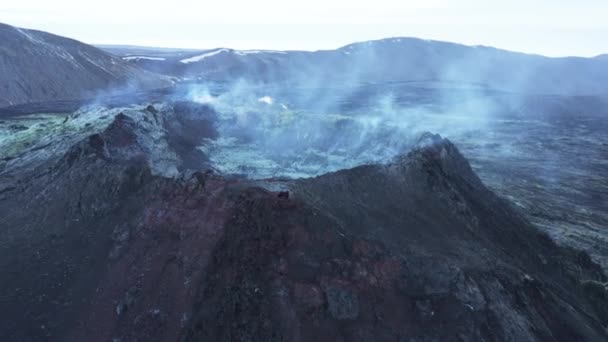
[0,104,607,341]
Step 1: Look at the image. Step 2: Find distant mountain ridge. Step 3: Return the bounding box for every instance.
[0,23,170,107]
[105,37,608,96]
[2,22,607,109]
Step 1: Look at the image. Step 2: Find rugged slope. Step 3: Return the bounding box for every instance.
[0,23,170,107]
[108,38,608,96]
[0,104,607,341]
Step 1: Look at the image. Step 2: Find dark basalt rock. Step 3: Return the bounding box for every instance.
[0,106,606,341]
[8,124,28,131]
[166,101,218,170]
[325,286,360,320]
[145,104,158,114]
[180,139,607,342]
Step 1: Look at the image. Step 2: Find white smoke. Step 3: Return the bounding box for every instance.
[182,77,503,179]
[258,96,274,105]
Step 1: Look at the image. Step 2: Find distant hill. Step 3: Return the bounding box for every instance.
[104,38,608,96]
[0,23,170,107]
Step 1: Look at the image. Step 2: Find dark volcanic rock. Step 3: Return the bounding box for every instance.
[167,101,218,170]
[0,105,606,341]
[183,136,608,341]
[325,286,360,320]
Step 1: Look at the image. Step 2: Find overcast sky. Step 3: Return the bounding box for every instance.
[1,0,607,57]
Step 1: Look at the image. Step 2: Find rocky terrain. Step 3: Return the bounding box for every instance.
[1,23,607,342]
[1,102,607,341]
[0,23,170,107]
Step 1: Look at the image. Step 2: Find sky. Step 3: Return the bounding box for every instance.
[1,0,607,57]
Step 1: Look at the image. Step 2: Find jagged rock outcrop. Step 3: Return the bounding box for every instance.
[0,106,606,341]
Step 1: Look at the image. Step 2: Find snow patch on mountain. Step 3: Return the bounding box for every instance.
[81,51,113,75]
[123,56,167,61]
[235,50,287,56]
[15,27,81,67]
[15,27,44,46]
[180,49,230,64]
[180,48,288,64]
